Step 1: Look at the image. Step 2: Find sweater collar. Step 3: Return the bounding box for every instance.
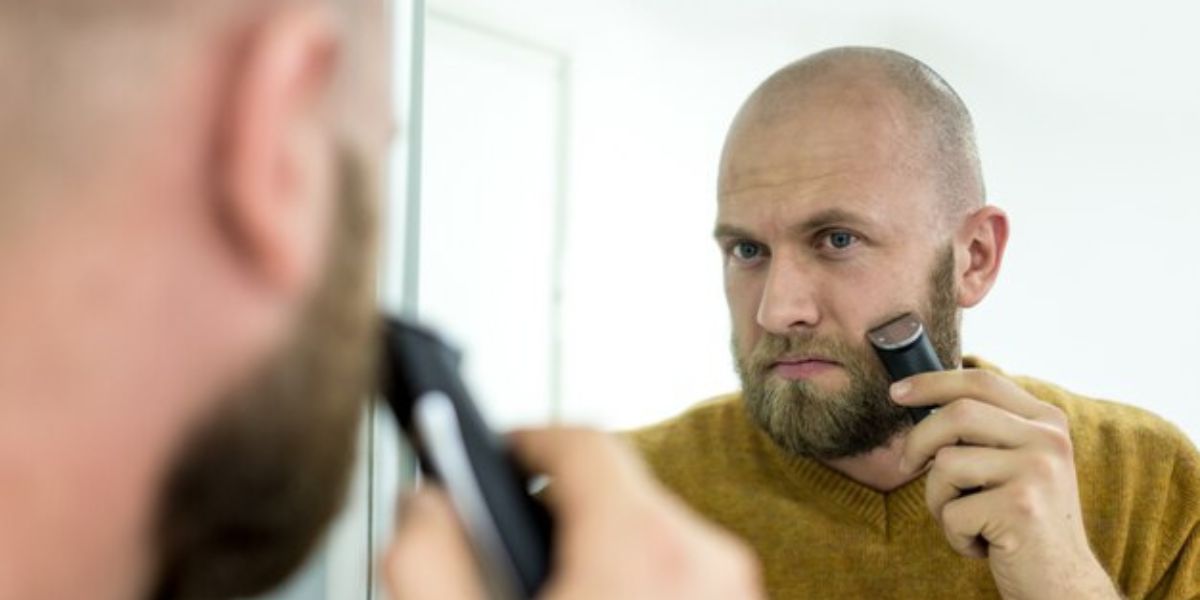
[738,355,1001,531]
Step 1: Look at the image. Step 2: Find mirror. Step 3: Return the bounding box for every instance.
[268,2,1199,598]
[403,0,1200,442]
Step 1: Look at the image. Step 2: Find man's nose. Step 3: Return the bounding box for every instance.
[756,256,821,335]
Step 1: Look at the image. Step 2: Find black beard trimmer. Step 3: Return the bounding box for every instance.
[867,313,945,424]
[379,315,553,599]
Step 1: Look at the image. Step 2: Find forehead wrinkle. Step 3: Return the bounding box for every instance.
[720,165,848,199]
[719,149,905,215]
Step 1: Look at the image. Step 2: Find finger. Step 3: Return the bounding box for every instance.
[508,427,649,512]
[385,487,484,600]
[924,445,1021,525]
[891,369,1057,422]
[901,398,1035,474]
[938,489,996,559]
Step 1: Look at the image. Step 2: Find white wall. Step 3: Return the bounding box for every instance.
[415,15,566,430]
[422,0,1200,441]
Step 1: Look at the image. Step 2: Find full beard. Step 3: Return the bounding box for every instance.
[736,246,960,461]
[151,147,378,600]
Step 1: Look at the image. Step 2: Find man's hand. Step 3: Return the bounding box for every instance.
[385,427,764,600]
[892,369,1120,600]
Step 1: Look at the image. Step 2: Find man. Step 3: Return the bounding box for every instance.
[629,47,1200,599]
[0,1,761,598]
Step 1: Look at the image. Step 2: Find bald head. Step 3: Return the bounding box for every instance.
[0,1,204,224]
[721,47,985,223]
[0,0,373,230]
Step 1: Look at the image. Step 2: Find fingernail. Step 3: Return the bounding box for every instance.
[897,457,909,473]
[890,381,912,400]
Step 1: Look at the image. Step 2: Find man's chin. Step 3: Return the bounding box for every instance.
[766,370,853,400]
[748,376,912,460]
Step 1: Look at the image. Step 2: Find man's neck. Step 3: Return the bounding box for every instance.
[821,433,919,493]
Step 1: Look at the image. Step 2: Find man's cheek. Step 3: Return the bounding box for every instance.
[735,322,761,356]
[729,286,763,329]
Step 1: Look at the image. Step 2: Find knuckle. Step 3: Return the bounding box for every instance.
[939,500,960,528]
[1039,423,1074,456]
[938,502,973,547]
[942,529,973,557]
[930,448,961,482]
[1007,484,1040,518]
[1043,404,1070,429]
[1025,452,1057,479]
[964,368,990,386]
[934,445,960,466]
[966,369,999,394]
[943,399,974,426]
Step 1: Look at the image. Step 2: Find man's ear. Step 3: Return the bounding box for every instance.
[215,5,341,297]
[955,205,1009,308]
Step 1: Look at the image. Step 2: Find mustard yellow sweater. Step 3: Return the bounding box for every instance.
[627,359,1200,599]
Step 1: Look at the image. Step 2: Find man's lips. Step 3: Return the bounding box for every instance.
[770,357,842,380]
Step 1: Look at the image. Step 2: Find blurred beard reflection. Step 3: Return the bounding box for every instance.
[735,246,959,461]
[152,147,378,600]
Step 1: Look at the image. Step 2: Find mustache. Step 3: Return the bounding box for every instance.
[745,333,868,371]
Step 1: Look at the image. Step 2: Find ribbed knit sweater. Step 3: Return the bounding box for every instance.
[628,358,1200,599]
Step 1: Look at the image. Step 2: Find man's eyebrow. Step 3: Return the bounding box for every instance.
[713,224,756,240]
[713,209,877,240]
[794,208,876,234]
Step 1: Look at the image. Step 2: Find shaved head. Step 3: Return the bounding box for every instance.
[721,46,985,224]
[0,2,198,222]
[0,0,370,229]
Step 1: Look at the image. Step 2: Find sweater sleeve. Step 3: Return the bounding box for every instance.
[1146,436,1200,600]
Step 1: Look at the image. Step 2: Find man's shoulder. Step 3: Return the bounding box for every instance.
[992,361,1200,527]
[624,393,745,454]
[969,356,1194,456]
[1003,368,1195,460]
[621,392,757,484]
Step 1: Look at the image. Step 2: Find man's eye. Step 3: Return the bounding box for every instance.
[731,241,764,261]
[824,230,859,250]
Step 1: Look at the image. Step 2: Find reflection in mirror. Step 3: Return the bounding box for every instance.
[382,2,1200,599]
[418,0,1199,442]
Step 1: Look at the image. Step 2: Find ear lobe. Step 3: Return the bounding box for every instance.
[956,206,1009,308]
[215,5,341,298]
